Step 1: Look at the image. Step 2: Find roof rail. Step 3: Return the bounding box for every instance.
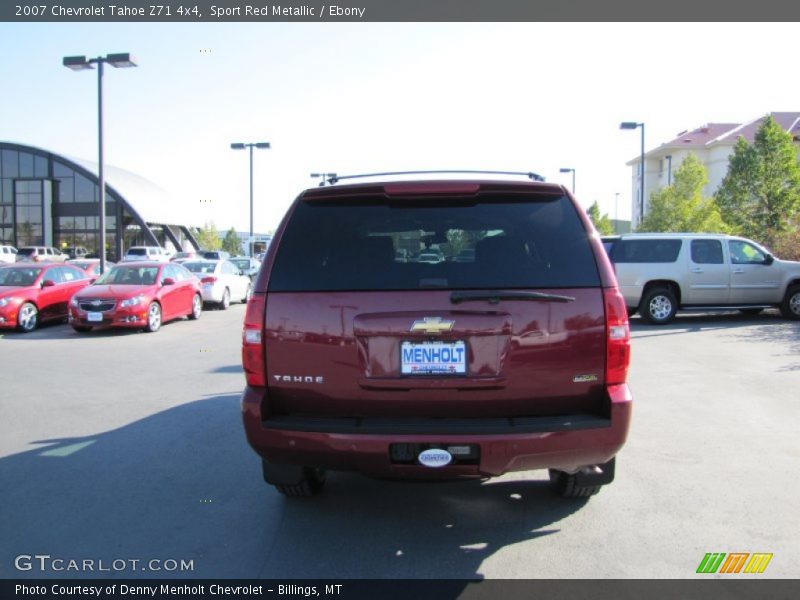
[319,170,546,186]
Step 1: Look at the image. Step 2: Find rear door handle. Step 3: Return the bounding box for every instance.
[691,267,703,273]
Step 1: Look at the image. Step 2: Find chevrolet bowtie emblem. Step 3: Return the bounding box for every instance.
[410,317,454,335]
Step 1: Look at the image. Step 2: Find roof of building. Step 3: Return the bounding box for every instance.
[630,112,800,164]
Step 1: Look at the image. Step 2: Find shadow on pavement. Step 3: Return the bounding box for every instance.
[630,309,786,338]
[0,393,587,580]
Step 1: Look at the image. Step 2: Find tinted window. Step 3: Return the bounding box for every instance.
[184,262,217,275]
[269,195,600,292]
[0,267,41,286]
[127,248,147,256]
[96,266,159,285]
[691,239,724,264]
[18,248,36,257]
[612,239,682,263]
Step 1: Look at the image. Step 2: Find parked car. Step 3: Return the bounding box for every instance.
[241,175,632,498]
[200,250,230,261]
[16,246,69,263]
[171,251,199,262]
[603,233,800,324]
[183,259,250,308]
[63,246,89,259]
[0,245,17,264]
[121,246,171,263]
[229,256,260,280]
[0,263,91,332]
[68,262,202,333]
[67,259,115,278]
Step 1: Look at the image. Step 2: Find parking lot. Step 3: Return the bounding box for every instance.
[1,306,798,579]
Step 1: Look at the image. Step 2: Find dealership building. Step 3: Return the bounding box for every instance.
[0,142,202,260]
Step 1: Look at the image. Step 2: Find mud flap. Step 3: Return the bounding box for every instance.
[262,460,306,485]
[574,457,615,486]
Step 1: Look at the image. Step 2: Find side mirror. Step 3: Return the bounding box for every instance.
[41,279,56,288]
[162,277,175,286]
[764,254,774,265]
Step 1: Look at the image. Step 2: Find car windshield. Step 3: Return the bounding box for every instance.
[0,267,42,286]
[183,262,217,274]
[95,265,159,285]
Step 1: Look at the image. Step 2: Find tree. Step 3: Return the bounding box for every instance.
[716,115,800,246]
[587,201,615,235]
[638,153,728,233]
[196,221,221,250]
[222,228,243,256]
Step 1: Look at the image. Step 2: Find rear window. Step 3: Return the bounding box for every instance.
[126,248,147,256]
[184,262,217,274]
[612,239,682,263]
[269,195,600,292]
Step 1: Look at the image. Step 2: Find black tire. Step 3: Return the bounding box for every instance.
[639,286,678,325]
[548,469,602,498]
[626,306,638,318]
[242,284,251,304]
[274,468,327,498]
[144,302,162,333]
[17,302,38,333]
[72,325,92,333]
[739,308,764,316]
[219,288,230,310]
[188,293,202,320]
[780,285,800,320]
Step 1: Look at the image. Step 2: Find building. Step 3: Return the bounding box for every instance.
[626,112,800,227]
[0,142,202,260]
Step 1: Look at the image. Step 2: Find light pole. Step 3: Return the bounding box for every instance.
[620,121,645,226]
[559,167,576,194]
[231,142,270,257]
[614,192,620,232]
[310,172,338,187]
[665,154,673,185]
[63,53,137,274]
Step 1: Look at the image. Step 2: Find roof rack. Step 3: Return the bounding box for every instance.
[319,170,546,186]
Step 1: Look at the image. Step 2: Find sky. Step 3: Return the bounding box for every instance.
[1,22,798,233]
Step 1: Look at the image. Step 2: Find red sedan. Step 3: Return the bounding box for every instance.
[0,263,91,332]
[67,259,115,279]
[68,261,202,333]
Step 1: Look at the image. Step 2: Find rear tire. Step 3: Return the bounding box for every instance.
[548,469,602,498]
[188,294,202,320]
[219,288,230,310]
[263,461,326,498]
[639,286,677,325]
[242,284,251,303]
[780,285,800,320]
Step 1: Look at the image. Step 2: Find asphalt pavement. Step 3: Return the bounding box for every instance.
[1,307,798,578]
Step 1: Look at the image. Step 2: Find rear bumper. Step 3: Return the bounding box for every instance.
[241,384,632,478]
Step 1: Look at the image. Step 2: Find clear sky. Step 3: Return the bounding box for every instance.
[1,22,798,233]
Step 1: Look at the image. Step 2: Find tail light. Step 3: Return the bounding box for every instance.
[201,276,217,284]
[242,292,266,387]
[604,287,630,385]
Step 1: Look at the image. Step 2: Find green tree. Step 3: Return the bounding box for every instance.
[222,228,243,256]
[587,201,615,235]
[196,221,221,251]
[716,115,800,245]
[638,153,728,233]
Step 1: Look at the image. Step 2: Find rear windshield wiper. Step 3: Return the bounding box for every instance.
[450,290,575,304]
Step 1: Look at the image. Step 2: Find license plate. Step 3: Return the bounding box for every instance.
[401,341,466,375]
[87,312,103,322]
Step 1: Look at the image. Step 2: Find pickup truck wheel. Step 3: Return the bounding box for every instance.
[640,287,677,325]
[780,285,800,320]
[548,469,602,498]
[274,467,327,498]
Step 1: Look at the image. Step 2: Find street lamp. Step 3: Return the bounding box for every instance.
[559,167,576,194]
[310,172,338,186]
[63,53,137,274]
[620,121,645,226]
[614,192,620,231]
[231,142,270,257]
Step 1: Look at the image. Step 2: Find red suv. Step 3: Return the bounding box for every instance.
[241,175,632,498]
